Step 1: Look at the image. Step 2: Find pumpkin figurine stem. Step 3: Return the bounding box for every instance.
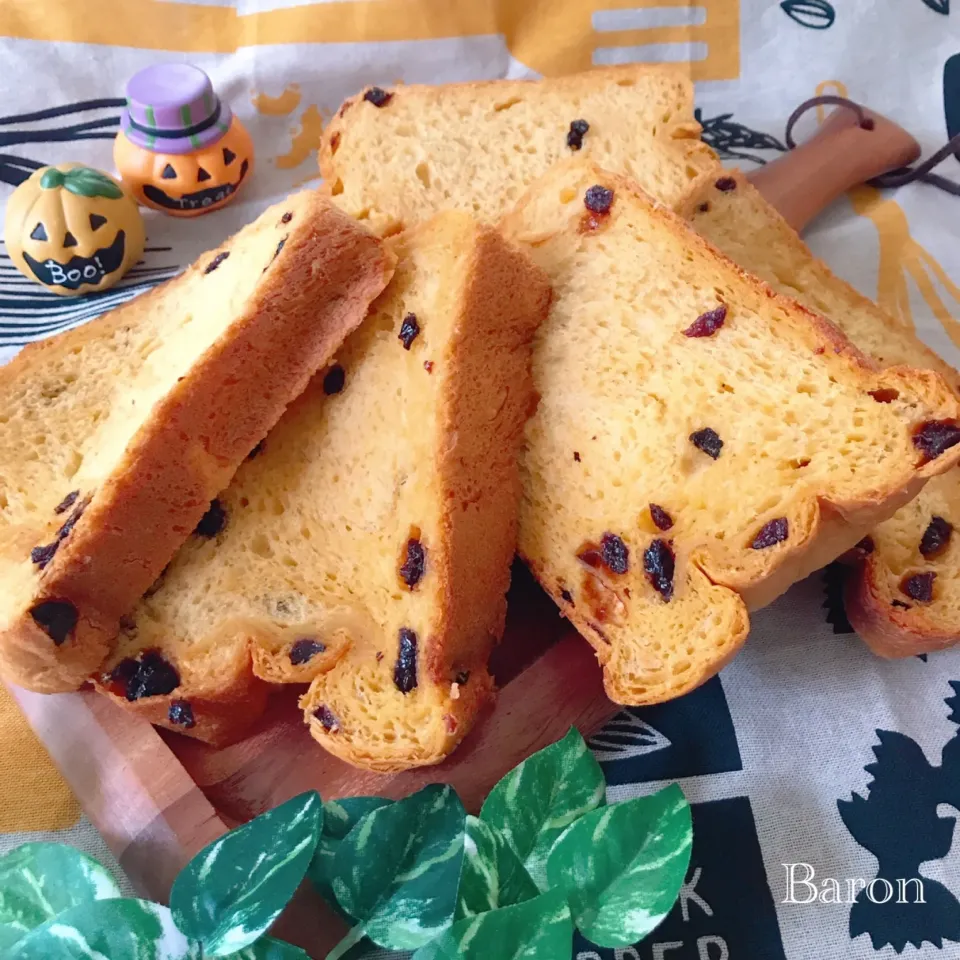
[114,63,254,217]
[3,163,145,296]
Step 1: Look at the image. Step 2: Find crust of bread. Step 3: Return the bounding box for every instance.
[845,550,960,657]
[1,196,394,693]
[300,221,550,769]
[677,169,960,392]
[96,214,550,767]
[503,158,960,705]
[101,650,272,748]
[682,169,960,658]
[300,668,497,773]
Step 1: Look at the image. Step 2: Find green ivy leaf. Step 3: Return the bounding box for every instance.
[328,784,465,957]
[0,842,122,949]
[222,935,311,958]
[171,791,322,957]
[479,728,605,889]
[412,890,573,959]
[545,784,693,947]
[455,816,539,921]
[308,798,392,912]
[6,898,200,959]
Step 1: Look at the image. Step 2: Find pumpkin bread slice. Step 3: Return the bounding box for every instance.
[97,212,551,766]
[682,170,960,657]
[320,64,716,237]
[0,191,393,693]
[500,158,960,705]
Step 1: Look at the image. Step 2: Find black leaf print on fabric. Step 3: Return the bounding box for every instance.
[0,153,43,186]
[923,0,949,13]
[0,97,124,187]
[822,563,854,635]
[695,109,786,165]
[945,54,960,168]
[0,243,180,349]
[781,0,836,29]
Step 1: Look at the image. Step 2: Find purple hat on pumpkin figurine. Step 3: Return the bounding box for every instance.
[121,64,232,154]
[114,63,254,217]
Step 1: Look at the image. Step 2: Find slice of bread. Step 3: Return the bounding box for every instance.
[681,170,960,657]
[319,65,717,237]
[0,192,393,693]
[500,158,960,705]
[677,171,960,391]
[96,212,551,767]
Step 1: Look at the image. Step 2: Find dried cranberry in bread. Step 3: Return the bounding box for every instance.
[0,192,393,693]
[97,213,551,766]
[683,169,960,657]
[500,158,960,705]
[320,64,716,236]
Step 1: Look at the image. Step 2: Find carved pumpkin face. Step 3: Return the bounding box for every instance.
[3,164,146,296]
[114,118,254,217]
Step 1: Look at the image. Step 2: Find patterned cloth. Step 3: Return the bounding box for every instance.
[2,2,960,957]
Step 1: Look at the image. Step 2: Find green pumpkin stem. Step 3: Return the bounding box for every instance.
[40,166,123,200]
[39,168,65,190]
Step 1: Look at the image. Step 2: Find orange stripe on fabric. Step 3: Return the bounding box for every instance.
[0,0,496,51]
[0,684,80,832]
[0,0,740,81]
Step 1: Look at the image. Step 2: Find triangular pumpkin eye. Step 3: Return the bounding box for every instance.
[29,222,47,241]
[89,213,107,231]
[197,167,211,182]
[161,164,177,179]
[223,147,236,165]
[63,231,78,248]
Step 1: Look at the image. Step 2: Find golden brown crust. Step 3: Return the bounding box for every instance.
[301,668,496,773]
[679,169,960,392]
[425,226,552,682]
[844,553,959,657]
[96,655,271,747]
[504,158,960,705]
[303,219,551,769]
[681,169,960,658]
[91,214,550,768]
[0,195,394,694]
[843,557,948,659]
[93,614,342,746]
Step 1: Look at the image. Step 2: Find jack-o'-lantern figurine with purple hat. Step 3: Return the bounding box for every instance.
[114,63,254,217]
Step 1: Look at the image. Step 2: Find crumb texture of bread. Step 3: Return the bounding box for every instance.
[684,170,960,657]
[0,192,393,693]
[501,158,960,705]
[680,171,960,391]
[99,212,551,766]
[320,65,717,236]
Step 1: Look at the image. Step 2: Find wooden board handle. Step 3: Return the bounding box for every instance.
[747,103,920,232]
[6,685,228,901]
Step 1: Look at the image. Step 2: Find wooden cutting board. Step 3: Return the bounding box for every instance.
[7,100,921,959]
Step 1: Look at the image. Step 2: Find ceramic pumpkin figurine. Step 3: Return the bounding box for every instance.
[114,63,254,217]
[4,164,145,295]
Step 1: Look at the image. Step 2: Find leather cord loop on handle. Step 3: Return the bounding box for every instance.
[786,95,960,197]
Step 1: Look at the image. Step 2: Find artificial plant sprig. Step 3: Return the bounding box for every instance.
[0,729,692,960]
